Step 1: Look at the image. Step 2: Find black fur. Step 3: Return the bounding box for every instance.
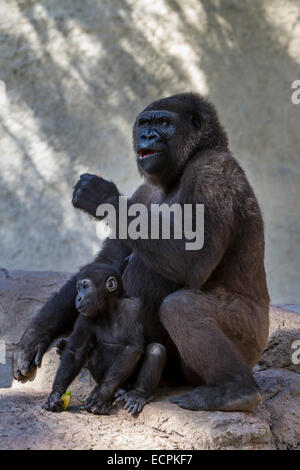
[43,265,166,415]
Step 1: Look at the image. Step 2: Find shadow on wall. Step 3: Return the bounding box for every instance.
[0,0,299,303]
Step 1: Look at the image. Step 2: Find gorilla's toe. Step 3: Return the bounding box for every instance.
[170,393,198,410]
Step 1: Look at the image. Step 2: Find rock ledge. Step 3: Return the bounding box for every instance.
[0,270,299,450]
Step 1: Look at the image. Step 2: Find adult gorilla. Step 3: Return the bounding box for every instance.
[14,93,269,411]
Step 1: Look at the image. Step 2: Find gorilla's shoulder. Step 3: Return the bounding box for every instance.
[184,150,251,196]
[186,150,241,176]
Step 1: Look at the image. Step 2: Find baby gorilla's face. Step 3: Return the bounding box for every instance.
[76,278,98,316]
[76,275,119,317]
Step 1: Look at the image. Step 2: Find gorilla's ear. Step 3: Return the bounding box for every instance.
[191,115,201,130]
[106,276,118,293]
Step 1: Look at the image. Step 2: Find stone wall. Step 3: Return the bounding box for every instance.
[0,0,299,303]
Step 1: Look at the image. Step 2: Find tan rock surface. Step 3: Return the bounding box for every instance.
[0,270,299,449]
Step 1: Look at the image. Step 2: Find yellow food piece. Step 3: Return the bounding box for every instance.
[61,390,72,410]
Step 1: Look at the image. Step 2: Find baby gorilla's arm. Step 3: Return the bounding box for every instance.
[43,316,92,412]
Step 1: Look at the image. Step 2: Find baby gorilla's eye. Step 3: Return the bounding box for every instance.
[78,279,90,290]
[106,276,118,292]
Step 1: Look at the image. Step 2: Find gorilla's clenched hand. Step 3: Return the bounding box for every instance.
[13,329,50,381]
[72,173,120,218]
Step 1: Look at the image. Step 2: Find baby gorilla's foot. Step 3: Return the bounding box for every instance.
[84,392,112,415]
[115,389,151,415]
[43,391,64,412]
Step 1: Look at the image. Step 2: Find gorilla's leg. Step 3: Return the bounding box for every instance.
[160,290,262,411]
[115,343,166,415]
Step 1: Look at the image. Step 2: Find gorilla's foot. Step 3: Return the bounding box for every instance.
[170,383,262,411]
[115,389,152,415]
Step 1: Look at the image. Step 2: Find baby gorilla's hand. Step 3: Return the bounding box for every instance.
[43,392,64,412]
[84,389,112,415]
[114,389,151,415]
[55,338,67,358]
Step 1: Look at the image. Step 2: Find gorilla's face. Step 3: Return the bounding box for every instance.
[135,110,178,181]
[133,93,228,187]
[76,278,100,317]
[76,269,121,317]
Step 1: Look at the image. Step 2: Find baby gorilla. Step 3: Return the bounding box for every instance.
[43,264,166,415]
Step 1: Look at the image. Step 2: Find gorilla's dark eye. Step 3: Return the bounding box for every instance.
[106,276,118,292]
[192,115,201,130]
[159,119,168,127]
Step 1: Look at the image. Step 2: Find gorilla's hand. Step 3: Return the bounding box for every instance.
[84,390,112,415]
[72,173,120,218]
[13,330,50,381]
[43,392,64,412]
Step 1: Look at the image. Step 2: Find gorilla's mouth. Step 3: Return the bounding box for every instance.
[138,149,162,159]
[78,303,89,314]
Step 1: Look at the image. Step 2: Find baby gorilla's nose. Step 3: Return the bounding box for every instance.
[76,295,85,310]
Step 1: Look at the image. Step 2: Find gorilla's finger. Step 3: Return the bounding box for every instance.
[124,400,132,410]
[72,194,98,215]
[80,173,96,180]
[34,342,48,367]
[34,349,42,367]
[115,396,125,403]
[114,388,126,398]
[170,395,191,409]
[14,369,24,381]
[128,403,135,414]
[137,402,143,413]
[91,406,102,415]
[170,396,180,405]
[73,180,82,191]
[126,400,134,412]
[131,403,139,415]
[101,405,111,415]
[84,398,93,409]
